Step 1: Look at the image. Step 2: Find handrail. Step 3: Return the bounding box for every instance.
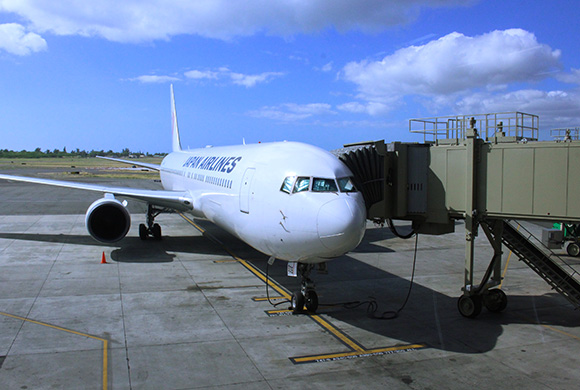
[410,112,539,142]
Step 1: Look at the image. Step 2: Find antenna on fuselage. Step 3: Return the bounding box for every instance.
[170,84,182,152]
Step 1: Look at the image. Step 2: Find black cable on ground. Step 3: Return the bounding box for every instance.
[387,218,415,239]
[320,233,420,320]
[265,260,291,307]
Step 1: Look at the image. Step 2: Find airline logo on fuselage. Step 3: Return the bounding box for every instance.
[182,156,242,173]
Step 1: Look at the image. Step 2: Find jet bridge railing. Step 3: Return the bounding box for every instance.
[409,112,539,143]
[551,127,580,141]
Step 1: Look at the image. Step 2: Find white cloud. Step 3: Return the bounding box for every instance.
[229,71,284,88]
[184,70,219,80]
[337,101,391,116]
[321,62,333,72]
[248,103,335,121]
[557,68,580,85]
[0,0,469,43]
[129,75,180,84]
[0,23,46,55]
[185,67,284,87]
[455,89,580,126]
[342,29,561,100]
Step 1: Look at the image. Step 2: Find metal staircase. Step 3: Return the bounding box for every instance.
[492,220,580,308]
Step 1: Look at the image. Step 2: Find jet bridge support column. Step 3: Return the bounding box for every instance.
[463,125,478,295]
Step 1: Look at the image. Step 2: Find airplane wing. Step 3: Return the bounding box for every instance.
[96,156,161,171]
[0,174,193,211]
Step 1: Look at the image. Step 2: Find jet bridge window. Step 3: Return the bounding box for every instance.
[337,177,357,192]
[280,176,296,194]
[312,178,338,192]
[293,177,310,193]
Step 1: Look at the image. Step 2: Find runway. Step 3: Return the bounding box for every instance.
[1,176,580,389]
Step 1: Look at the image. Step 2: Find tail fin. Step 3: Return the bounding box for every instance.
[170,84,182,152]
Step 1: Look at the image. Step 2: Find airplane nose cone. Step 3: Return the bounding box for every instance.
[317,197,366,255]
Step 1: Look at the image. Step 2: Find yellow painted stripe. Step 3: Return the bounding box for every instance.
[0,311,108,390]
[311,315,365,352]
[542,324,580,342]
[254,296,287,302]
[291,343,426,364]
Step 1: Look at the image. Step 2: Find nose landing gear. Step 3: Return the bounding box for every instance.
[290,263,319,314]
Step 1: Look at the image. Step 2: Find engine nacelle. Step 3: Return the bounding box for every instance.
[85,197,131,243]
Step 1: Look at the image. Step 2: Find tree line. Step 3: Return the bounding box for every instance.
[0,148,167,159]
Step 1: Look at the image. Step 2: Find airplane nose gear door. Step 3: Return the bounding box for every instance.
[240,168,255,213]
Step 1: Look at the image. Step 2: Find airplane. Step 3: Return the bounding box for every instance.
[0,85,367,313]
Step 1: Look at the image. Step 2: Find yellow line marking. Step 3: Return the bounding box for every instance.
[541,324,580,342]
[291,343,426,364]
[254,296,287,302]
[310,314,365,352]
[0,311,108,390]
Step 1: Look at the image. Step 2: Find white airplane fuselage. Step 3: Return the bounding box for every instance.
[160,141,367,263]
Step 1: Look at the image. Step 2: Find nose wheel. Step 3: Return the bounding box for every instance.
[291,263,319,314]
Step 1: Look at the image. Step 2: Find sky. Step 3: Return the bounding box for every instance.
[0,0,579,153]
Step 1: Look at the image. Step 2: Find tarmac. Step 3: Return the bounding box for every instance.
[1,174,580,389]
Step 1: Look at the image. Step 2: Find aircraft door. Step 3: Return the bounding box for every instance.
[240,168,255,213]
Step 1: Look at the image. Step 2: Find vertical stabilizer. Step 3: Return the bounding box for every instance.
[170,84,182,152]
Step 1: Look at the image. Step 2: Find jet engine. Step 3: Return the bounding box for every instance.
[85,197,131,243]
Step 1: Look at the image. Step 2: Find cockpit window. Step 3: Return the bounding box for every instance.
[280,176,295,194]
[312,178,338,192]
[293,177,310,193]
[337,177,357,192]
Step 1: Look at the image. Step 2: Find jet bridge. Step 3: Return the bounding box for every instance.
[336,112,580,318]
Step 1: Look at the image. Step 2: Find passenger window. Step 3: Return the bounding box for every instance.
[280,176,295,194]
[293,177,310,193]
[337,177,357,192]
[312,178,338,192]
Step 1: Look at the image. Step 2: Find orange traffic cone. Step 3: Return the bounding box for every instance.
[101,252,107,264]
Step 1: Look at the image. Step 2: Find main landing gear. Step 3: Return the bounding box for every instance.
[139,204,164,240]
[290,263,319,314]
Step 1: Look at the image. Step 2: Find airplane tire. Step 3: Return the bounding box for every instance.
[152,223,162,240]
[139,224,148,240]
[483,289,507,313]
[305,290,318,313]
[457,295,482,318]
[291,291,304,314]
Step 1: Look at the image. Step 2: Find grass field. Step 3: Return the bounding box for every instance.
[0,157,164,179]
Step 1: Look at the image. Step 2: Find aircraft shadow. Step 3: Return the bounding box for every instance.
[3,221,579,354]
[193,220,580,354]
[0,232,228,263]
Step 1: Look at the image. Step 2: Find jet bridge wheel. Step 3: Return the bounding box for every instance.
[567,242,580,257]
[483,289,508,313]
[457,295,482,318]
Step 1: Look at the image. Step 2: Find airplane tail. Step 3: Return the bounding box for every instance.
[170,84,182,152]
